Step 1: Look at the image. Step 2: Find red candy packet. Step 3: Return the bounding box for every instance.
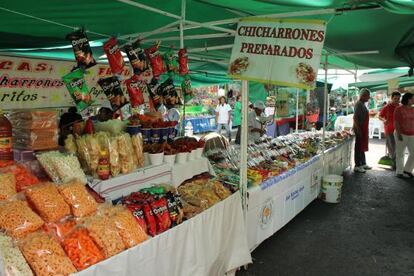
[103,37,125,75]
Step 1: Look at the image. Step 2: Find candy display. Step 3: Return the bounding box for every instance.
[0,200,44,239]
[25,183,71,223]
[58,180,98,218]
[62,227,105,271]
[19,231,77,276]
[37,151,87,184]
[97,76,128,111]
[103,37,125,75]
[62,68,92,112]
[0,233,33,276]
[0,173,16,200]
[66,29,96,69]
[9,110,58,151]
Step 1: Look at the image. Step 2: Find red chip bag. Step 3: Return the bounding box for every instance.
[126,203,148,235]
[150,197,171,234]
[142,203,157,236]
[125,76,146,108]
[145,43,166,77]
[104,37,125,75]
[178,48,189,75]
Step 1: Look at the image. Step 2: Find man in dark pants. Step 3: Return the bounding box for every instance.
[353,89,371,173]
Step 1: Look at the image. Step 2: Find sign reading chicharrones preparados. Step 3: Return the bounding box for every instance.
[229,18,326,89]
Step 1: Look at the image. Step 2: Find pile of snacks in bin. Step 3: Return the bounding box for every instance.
[64,131,144,178]
[0,178,148,275]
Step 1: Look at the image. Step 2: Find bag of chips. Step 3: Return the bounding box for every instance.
[142,203,157,236]
[164,48,178,73]
[0,200,44,239]
[0,173,16,200]
[125,203,148,234]
[98,76,128,111]
[181,74,193,102]
[178,48,189,75]
[25,183,71,223]
[58,179,98,218]
[145,42,166,77]
[125,75,147,108]
[19,231,77,276]
[123,40,150,74]
[62,68,92,112]
[43,218,77,242]
[103,37,125,75]
[158,78,178,106]
[0,233,33,276]
[66,29,96,69]
[150,197,171,234]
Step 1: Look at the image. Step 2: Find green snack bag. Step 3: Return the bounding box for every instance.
[163,48,178,73]
[181,75,193,102]
[62,68,93,111]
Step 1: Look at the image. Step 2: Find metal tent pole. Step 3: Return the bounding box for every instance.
[180,0,186,136]
[296,88,299,133]
[240,80,249,218]
[322,54,328,174]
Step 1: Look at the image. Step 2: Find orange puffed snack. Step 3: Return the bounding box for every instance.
[0,173,16,200]
[0,200,44,239]
[43,219,77,242]
[58,180,98,217]
[111,206,148,248]
[25,183,71,222]
[84,214,125,258]
[62,227,105,270]
[20,231,76,276]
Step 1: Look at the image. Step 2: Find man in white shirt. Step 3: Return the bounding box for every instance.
[248,101,266,142]
[215,96,232,141]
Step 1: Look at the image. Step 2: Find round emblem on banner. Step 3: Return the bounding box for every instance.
[260,199,273,229]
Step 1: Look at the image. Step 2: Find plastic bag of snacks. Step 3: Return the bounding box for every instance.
[123,39,150,74]
[84,214,125,258]
[98,76,128,111]
[85,135,100,174]
[131,134,144,168]
[25,183,71,223]
[61,227,105,270]
[163,48,178,73]
[0,164,39,192]
[125,75,147,108]
[108,137,120,177]
[66,29,96,69]
[43,218,77,243]
[64,134,77,154]
[103,37,124,75]
[178,48,189,75]
[19,231,77,276]
[117,134,135,174]
[145,42,166,77]
[0,200,44,239]
[158,78,178,106]
[181,74,193,102]
[58,179,98,218]
[150,197,171,234]
[0,233,33,276]
[0,173,16,200]
[110,206,148,249]
[62,68,92,112]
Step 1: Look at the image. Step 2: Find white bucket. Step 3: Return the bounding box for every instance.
[149,152,164,166]
[164,154,176,166]
[176,152,188,164]
[321,174,343,203]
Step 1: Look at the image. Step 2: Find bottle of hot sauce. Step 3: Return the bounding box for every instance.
[0,110,13,167]
[97,150,110,180]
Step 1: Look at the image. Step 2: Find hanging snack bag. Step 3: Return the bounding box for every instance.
[66,29,96,69]
[164,48,178,73]
[98,76,128,111]
[158,78,178,106]
[103,37,124,75]
[150,197,171,234]
[178,48,189,75]
[181,74,193,102]
[62,69,93,112]
[123,40,150,74]
[125,75,146,108]
[145,42,166,77]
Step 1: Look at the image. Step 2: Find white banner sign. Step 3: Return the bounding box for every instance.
[229,18,326,89]
[0,55,132,110]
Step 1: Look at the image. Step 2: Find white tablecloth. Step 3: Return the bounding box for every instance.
[246,140,352,251]
[90,157,213,201]
[75,192,252,276]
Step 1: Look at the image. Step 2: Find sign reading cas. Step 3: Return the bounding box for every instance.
[229,18,326,89]
[0,55,132,110]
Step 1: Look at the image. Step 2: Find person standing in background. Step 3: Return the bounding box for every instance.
[379,91,401,169]
[394,92,414,178]
[353,89,372,173]
[233,95,242,144]
[58,106,83,146]
[248,101,266,142]
[215,96,232,142]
